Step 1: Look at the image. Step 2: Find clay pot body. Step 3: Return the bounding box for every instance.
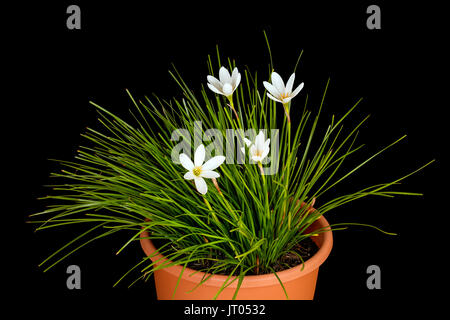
[140,215,332,300]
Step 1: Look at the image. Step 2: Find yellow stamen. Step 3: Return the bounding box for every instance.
[193,166,202,177]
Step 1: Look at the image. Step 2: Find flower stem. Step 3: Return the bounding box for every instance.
[255,255,260,275]
[227,96,240,124]
[212,177,239,223]
[283,103,292,229]
[282,103,291,124]
[257,162,265,177]
[203,197,218,225]
[212,178,223,195]
[258,161,270,229]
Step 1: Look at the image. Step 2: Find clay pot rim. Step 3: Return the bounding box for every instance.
[139,215,333,289]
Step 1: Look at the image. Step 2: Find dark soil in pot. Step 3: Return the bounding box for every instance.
[151,237,318,276]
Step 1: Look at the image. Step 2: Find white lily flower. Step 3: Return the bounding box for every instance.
[240,138,252,155]
[263,71,304,105]
[207,66,241,98]
[179,144,226,195]
[249,131,270,163]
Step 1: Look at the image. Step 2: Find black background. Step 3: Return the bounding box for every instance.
[5,0,447,317]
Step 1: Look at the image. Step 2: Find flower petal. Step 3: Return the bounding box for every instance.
[285,73,295,94]
[233,72,241,90]
[243,138,252,147]
[179,153,194,170]
[207,83,223,95]
[252,155,262,162]
[267,93,283,103]
[231,68,239,85]
[249,144,257,158]
[240,138,251,154]
[264,138,271,151]
[261,146,270,160]
[184,171,195,180]
[255,131,265,152]
[263,81,280,98]
[281,96,293,104]
[202,155,226,171]
[207,75,223,91]
[201,170,220,178]
[194,144,206,166]
[270,72,285,94]
[219,66,231,84]
[194,177,207,195]
[222,83,233,96]
[291,82,304,98]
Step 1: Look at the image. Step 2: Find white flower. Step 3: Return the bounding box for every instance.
[179,144,226,195]
[263,71,304,105]
[240,138,252,155]
[249,131,270,163]
[207,66,241,98]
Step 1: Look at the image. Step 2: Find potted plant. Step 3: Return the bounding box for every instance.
[29,41,432,300]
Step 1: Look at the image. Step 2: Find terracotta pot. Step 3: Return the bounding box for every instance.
[139,215,332,300]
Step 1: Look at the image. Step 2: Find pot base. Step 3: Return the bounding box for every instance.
[140,215,332,300]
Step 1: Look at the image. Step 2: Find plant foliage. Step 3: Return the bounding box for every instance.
[30,44,432,299]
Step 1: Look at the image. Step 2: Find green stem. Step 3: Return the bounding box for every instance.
[283,103,292,229]
[283,103,291,124]
[227,96,241,128]
[203,197,218,225]
[258,161,270,239]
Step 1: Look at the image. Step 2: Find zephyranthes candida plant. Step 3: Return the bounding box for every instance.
[30,45,432,299]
